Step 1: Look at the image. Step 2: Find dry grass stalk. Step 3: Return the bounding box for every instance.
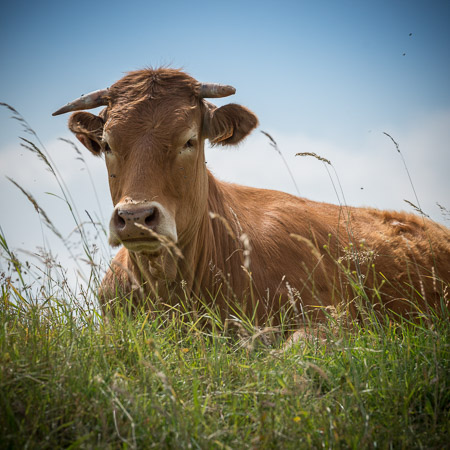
[290,233,322,261]
[209,212,237,240]
[295,152,331,165]
[383,131,426,219]
[239,233,251,270]
[261,130,301,196]
[7,177,65,242]
[134,223,183,260]
[403,199,430,218]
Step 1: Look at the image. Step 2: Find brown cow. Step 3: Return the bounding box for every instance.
[53,68,450,323]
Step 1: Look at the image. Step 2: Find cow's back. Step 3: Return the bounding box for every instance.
[217,182,450,319]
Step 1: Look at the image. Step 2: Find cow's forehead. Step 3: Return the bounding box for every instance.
[103,97,202,149]
[100,69,205,149]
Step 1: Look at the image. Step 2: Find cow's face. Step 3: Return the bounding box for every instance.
[66,70,258,255]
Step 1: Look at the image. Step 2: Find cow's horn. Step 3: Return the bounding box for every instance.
[52,88,109,116]
[199,83,236,98]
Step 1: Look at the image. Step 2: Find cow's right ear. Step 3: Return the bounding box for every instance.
[68,112,104,156]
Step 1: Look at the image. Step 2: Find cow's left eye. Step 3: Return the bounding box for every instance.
[102,141,112,154]
[184,139,194,149]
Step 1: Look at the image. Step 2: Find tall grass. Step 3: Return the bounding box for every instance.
[2,264,448,448]
[1,105,449,448]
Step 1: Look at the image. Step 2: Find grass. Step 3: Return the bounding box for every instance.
[1,274,449,448]
[1,105,449,448]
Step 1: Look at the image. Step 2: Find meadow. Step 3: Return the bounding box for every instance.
[1,105,449,448]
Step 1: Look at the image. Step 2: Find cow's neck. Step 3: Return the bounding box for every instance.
[128,171,249,305]
[175,171,249,301]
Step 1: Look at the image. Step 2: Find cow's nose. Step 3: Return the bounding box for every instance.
[111,204,161,241]
[109,201,178,250]
[115,206,159,231]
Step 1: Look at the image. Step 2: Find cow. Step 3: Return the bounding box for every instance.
[53,68,450,324]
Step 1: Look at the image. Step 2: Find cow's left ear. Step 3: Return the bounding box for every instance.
[204,103,258,146]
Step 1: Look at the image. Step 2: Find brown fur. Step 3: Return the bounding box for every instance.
[67,68,450,322]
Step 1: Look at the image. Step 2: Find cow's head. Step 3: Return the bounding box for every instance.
[53,69,258,255]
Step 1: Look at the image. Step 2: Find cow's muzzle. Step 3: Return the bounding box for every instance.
[109,201,177,254]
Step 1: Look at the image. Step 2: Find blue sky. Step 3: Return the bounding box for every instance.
[1,0,449,281]
[2,0,449,140]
